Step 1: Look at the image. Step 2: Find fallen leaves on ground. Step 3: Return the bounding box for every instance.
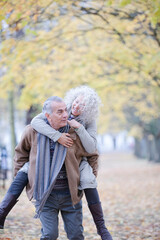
[0,152,160,240]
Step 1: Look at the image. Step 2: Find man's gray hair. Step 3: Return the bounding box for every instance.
[42,96,63,115]
[64,85,101,125]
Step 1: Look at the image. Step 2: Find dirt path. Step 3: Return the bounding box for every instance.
[0,152,160,240]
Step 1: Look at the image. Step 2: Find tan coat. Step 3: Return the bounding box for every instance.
[14,125,99,205]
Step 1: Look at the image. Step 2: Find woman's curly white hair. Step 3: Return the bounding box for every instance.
[64,85,101,125]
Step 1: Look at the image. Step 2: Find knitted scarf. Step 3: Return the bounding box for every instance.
[33,124,69,217]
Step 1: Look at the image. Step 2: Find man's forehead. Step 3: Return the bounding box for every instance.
[52,101,66,110]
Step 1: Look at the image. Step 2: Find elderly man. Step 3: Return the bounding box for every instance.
[14,96,98,240]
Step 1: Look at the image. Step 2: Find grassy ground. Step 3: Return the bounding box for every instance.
[0,151,160,240]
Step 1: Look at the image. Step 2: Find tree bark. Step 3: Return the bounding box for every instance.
[155,137,160,162]
[8,90,17,178]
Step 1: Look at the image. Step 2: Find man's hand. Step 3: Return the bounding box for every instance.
[58,133,73,147]
[67,119,81,129]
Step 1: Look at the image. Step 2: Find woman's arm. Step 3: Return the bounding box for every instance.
[68,119,97,153]
[31,113,73,147]
[31,113,62,141]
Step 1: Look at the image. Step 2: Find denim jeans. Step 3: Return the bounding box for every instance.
[39,188,84,240]
[7,171,28,198]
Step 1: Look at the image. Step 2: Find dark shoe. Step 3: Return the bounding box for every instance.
[0,192,18,229]
[88,202,113,240]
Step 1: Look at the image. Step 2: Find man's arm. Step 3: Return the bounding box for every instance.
[85,153,99,177]
[69,128,99,177]
[14,125,32,176]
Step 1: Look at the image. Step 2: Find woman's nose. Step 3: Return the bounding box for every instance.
[75,103,80,109]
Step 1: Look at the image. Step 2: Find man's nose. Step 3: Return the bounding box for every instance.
[63,112,68,118]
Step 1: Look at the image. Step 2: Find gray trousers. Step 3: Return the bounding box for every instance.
[39,188,84,240]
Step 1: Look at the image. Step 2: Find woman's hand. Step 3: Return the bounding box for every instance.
[58,133,73,147]
[67,119,81,129]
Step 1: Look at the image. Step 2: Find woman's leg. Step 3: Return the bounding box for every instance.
[84,188,113,240]
[0,171,28,229]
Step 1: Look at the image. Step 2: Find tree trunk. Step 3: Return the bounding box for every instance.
[134,137,148,159]
[134,138,141,158]
[26,104,41,125]
[8,90,17,178]
[154,137,160,162]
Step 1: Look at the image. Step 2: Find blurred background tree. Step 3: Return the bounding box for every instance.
[0,0,160,167]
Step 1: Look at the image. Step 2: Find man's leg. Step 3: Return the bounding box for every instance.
[39,191,59,240]
[60,190,84,240]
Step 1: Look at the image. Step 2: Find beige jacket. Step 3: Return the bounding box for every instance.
[14,125,99,205]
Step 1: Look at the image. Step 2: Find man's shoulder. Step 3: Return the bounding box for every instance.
[22,124,37,137]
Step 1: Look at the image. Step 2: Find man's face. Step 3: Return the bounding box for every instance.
[46,101,68,130]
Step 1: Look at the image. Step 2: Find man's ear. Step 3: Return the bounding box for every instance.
[45,112,50,120]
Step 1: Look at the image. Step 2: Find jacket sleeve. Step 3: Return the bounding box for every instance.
[85,152,99,177]
[74,120,97,154]
[14,125,31,176]
[70,128,99,177]
[31,113,62,142]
